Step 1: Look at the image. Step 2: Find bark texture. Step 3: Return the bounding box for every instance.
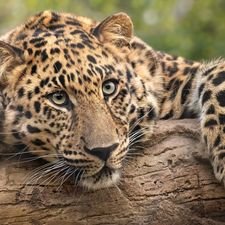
[1,119,225,225]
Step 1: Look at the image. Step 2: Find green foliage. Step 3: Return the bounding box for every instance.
[0,0,224,61]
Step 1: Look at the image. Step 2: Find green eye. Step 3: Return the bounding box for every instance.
[102,80,118,96]
[50,92,68,106]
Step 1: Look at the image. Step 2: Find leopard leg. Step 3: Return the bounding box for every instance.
[198,60,225,184]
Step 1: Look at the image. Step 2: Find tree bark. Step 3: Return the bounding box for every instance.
[1,119,225,225]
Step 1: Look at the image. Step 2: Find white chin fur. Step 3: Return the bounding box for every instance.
[80,170,121,190]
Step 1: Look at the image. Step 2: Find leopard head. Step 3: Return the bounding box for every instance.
[0,11,157,189]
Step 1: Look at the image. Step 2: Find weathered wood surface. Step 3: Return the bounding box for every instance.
[1,119,225,225]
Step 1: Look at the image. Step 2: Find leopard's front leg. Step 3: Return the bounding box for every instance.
[198,60,225,184]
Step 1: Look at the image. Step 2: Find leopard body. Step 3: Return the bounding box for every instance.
[0,11,224,189]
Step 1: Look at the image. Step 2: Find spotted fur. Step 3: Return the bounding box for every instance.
[0,11,225,189]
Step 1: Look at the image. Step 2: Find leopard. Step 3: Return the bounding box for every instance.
[0,10,225,190]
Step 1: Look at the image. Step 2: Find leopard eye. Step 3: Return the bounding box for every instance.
[49,91,68,106]
[102,80,118,97]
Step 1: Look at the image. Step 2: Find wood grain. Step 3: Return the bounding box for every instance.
[1,119,225,225]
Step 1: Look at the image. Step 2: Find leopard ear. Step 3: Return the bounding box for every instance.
[0,41,24,85]
[92,13,133,48]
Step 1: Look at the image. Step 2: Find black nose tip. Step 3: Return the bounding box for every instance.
[84,143,119,161]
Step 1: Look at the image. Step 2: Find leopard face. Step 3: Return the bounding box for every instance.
[0,11,157,189]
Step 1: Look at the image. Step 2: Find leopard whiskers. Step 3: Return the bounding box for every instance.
[129,145,149,151]
[73,168,84,197]
[1,144,30,163]
[128,107,155,135]
[127,152,143,156]
[128,109,170,150]
[75,168,83,185]
[129,136,155,147]
[124,155,133,159]
[13,153,59,164]
[25,160,66,194]
[26,162,71,190]
[79,168,86,183]
[126,126,153,169]
[129,126,149,144]
[57,166,73,186]
[139,119,168,128]
[23,161,57,183]
[0,131,20,135]
[36,165,71,197]
[129,125,153,141]
[122,160,132,169]
[129,128,151,147]
[129,126,148,139]
[25,161,65,186]
[113,183,130,200]
[74,184,86,206]
[56,166,79,191]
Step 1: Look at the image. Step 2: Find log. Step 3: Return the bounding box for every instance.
[1,119,225,225]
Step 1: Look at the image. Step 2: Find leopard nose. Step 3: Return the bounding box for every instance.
[84,143,119,161]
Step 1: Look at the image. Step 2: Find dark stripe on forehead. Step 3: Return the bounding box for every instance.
[59,75,66,88]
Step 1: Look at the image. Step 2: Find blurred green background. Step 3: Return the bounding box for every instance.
[0,0,224,61]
